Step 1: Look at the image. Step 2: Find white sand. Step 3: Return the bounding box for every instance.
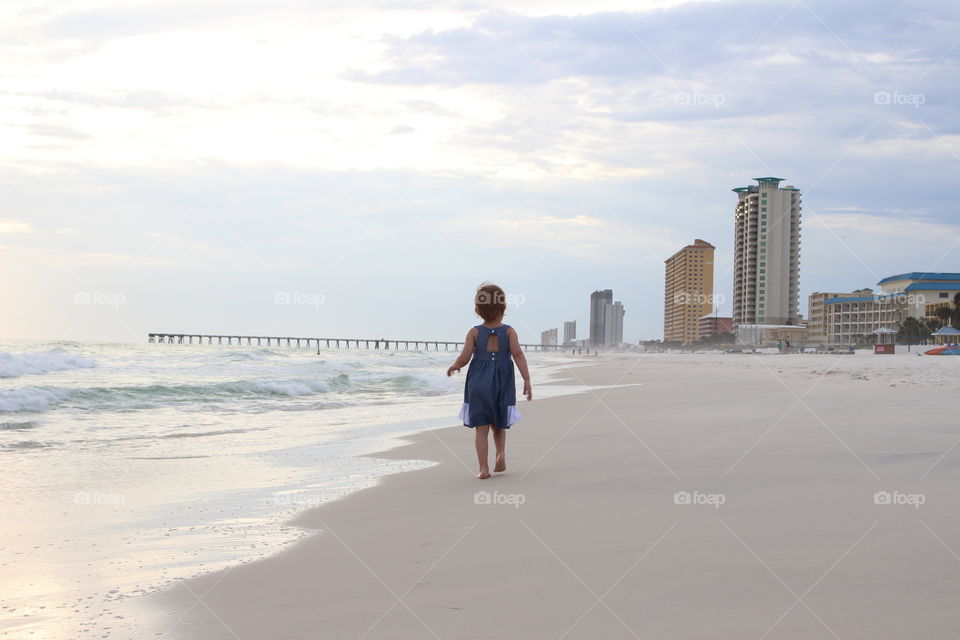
[144,352,960,639]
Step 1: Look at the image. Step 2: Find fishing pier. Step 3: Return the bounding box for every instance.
[147,333,561,351]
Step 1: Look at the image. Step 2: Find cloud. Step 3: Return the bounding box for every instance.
[349,2,959,87]
[26,123,91,140]
[805,209,960,242]
[444,212,681,261]
[0,221,33,234]
[2,89,202,113]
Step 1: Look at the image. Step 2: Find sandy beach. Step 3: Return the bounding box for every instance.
[144,353,960,639]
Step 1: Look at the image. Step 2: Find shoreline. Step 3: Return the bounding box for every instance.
[142,353,960,639]
[0,343,586,640]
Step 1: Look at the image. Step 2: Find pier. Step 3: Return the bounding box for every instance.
[147,333,561,351]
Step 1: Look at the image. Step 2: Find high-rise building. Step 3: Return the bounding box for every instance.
[663,239,716,344]
[589,289,613,346]
[603,301,625,347]
[540,328,558,347]
[733,177,801,327]
[563,321,576,345]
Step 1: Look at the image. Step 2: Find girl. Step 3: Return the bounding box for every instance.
[447,283,532,479]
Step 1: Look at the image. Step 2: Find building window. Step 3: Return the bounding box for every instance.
[940,292,949,298]
[761,207,767,212]
[759,269,766,273]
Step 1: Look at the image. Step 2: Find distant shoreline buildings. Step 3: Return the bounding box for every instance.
[651,174,956,350]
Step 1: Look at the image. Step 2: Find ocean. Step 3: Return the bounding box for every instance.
[0,339,583,639]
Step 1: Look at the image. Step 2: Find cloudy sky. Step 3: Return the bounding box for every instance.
[1,0,958,344]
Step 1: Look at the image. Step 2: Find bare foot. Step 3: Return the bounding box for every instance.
[477,468,491,479]
[494,455,506,473]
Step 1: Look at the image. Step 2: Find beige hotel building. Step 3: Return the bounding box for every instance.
[664,239,715,344]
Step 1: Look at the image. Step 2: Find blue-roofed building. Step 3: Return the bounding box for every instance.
[877,272,960,318]
[810,273,960,347]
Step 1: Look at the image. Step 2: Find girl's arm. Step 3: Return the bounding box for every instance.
[508,327,532,401]
[447,328,477,376]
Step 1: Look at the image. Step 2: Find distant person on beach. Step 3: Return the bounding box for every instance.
[447,283,532,479]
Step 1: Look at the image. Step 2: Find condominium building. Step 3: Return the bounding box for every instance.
[733,177,801,327]
[540,328,558,347]
[603,301,625,347]
[817,273,960,347]
[589,289,613,346]
[563,321,576,345]
[807,289,873,346]
[664,239,715,344]
[821,292,907,347]
[876,272,960,315]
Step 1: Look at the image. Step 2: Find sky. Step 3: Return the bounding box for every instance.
[1,0,958,344]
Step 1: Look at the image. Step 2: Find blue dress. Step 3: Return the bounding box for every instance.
[459,324,520,430]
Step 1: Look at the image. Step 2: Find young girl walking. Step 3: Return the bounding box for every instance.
[447,283,532,479]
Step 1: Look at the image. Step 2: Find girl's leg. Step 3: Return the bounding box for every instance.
[474,425,491,479]
[493,428,506,472]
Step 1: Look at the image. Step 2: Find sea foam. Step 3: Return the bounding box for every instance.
[0,350,96,379]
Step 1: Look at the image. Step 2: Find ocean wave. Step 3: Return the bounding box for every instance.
[0,377,335,414]
[159,428,250,439]
[0,349,96,379]
[0,421,38,430]
[1,370,455,415]
[215,349,289,361]
[217,379,330,396]
[373,373,456,396]
[0,387,74,413]
[3,440,50,450]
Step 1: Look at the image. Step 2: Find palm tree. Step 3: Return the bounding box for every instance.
[935,305,954,327]
[898,317,931,344]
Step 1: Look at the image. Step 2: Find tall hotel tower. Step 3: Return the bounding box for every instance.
[589,289,613,346]
[732,177,801,327]
[664,239,716,344]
